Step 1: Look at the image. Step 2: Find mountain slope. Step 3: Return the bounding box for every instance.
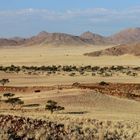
[84,42,140,56]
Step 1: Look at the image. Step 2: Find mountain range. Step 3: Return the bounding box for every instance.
[0,27,140,47]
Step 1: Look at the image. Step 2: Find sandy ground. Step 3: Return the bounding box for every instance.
[0,45,139,66]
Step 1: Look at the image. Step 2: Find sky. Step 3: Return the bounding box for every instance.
[0,0,140,37]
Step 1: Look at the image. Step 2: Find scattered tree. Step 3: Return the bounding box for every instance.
[45,100,64,114]
[5,97,24,109]
[0,79,9,86]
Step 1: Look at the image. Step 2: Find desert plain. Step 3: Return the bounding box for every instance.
[0,44,140,139]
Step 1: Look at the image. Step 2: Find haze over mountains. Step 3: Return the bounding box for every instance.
[0,27,140,47]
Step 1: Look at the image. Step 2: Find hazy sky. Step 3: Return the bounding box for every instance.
[0,0,140,37]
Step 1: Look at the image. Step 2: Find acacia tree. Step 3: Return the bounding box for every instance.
[45,100,64,114]
[5,97,24,109]
[0,79,10,86]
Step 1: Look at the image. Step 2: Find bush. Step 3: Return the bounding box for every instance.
[3,93,15,98]
[99,81,109,86]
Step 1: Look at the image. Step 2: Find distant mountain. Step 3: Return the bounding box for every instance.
[27,32,88,46]
[0,27,140,47]
[84,42,140,56]
[80,31,108,44]
[0,38,21,47]
[108,28,140,44]
[8,31,109,46]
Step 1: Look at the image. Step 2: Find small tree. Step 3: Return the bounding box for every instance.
[0,79,10,86]
[45,100,64,114]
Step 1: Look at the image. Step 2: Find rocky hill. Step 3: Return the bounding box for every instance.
[84,42,140,56]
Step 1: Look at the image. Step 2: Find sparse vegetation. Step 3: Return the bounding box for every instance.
[0,65,139,77]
